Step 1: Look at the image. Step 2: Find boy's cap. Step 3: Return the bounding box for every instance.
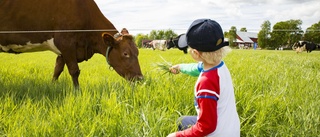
[177,34,187,48]
[185,19,229,52]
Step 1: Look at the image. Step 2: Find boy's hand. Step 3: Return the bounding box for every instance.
[169,65,180,74]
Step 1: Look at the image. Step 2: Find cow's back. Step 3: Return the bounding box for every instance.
[0,0,118,46]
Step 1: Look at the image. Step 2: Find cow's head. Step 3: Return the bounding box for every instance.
[292,42,302,49]
[292,42,298,49]
[102,33,143,81]
[166,38,175,49]
[166,34,188,54]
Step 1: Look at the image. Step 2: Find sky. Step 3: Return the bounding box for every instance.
[94,0,320,35]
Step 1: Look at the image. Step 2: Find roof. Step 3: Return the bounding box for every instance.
[224,38,243,42]
[236,32,258,43]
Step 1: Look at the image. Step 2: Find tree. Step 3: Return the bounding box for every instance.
[148,29,177,40]
[304,21,320,43]
[164,29,178,39]
[270,19,303,49]
[258,20,271,49]
[228,26,237,47]
[240,27,247,32]
[149,30,159,40]
[287,19,304,44]
[134,29,178,48]
[134,33,149,48]
[224,31,229,37]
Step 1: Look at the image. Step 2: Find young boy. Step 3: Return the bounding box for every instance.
[167,19,240,137]
[120,28,129,35]
[114,28,129,38]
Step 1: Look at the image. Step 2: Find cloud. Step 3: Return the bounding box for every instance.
[94,0,320,35]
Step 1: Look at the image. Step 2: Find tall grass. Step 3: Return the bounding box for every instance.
[0,49,319,136]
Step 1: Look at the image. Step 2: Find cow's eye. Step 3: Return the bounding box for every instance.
[123,52,130,58]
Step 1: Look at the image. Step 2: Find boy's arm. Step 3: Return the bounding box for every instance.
[178,63,201,77]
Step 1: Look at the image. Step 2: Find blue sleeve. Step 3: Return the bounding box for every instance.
[179,63,202,77]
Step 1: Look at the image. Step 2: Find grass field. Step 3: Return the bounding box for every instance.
[0,49,319,136]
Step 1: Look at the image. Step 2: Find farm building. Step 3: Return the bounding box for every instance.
[236,31,258,49]
[226,32,258,49]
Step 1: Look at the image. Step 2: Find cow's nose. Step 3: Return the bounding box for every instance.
[127,75,144,81]
[137,75,144,81]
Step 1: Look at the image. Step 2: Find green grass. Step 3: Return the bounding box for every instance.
[0,49,319,136]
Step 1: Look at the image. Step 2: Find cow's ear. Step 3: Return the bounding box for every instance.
[102,33,116,47]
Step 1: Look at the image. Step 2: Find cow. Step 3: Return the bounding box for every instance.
[141,40,152,49]
[292,41,317,53]
[148,40,167,51]
[0,0,143,88]
[166,34,188,54]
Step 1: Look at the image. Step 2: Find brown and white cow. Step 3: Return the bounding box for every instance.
[148,40,167,51]
[0,0,143,88]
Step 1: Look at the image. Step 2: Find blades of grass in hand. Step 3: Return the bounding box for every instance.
[155,55,173,75]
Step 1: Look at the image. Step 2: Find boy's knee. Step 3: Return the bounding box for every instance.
[177,116,197,131]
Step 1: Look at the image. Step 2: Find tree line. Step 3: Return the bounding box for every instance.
[134,29,178,48]
[133,19,320,49]
[223,19,320,49]
[257,19,320,49]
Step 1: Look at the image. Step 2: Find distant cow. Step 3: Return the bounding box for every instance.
[142,40,153,48]
[167,34,188,54]
[0,0,143,88]
[149,40,167,51]
[292,41,317,53]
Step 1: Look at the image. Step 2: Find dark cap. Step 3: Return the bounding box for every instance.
[185,19,228,52]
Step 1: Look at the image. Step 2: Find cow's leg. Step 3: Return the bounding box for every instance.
[68,64,80,88]
[54,37,81,88]
[63,56,80,88]
[52,55,65,82]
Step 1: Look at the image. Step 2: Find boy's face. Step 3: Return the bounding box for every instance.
[121,30,129,35]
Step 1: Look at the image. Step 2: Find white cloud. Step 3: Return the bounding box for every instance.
[94,0,320,35]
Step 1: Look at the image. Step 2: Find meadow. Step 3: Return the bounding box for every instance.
[0,48,319,136]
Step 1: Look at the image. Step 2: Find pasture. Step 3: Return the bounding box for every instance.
[0,49,319,136]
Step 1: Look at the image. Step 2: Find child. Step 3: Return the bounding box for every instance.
[114,28,129,38]
[167,19,240,137]
[120,28,129,35]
